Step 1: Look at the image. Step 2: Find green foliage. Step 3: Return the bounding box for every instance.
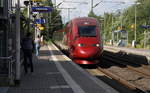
[40,0,63,40]
[88,0,150,48]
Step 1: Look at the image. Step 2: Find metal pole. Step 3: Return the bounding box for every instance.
[15,0,20,82]
[104,12,106,43]
[29,0,31,32]
[54,0,56,6]
[134,4,137,41]
[121,14,123,30]
[112,15,114,45]
[127,31,128,45]
[46,13,49,35]
[144,30,146,48]
[68,9,70,21]
[91,0,93,13]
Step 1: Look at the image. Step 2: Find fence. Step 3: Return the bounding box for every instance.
[0,56,15,85]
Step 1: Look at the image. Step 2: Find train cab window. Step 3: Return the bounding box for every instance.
[78,26,96,37]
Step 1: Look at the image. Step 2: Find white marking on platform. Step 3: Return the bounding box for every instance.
[48,45,85,93]
[52,44,71,61]
[50,85,70,89]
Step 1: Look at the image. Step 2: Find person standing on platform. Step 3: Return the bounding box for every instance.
[34,35,41,56]
[40,35,44,46]
[21,32,34,74]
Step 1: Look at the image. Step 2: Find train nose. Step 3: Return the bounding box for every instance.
[75,48,100,58]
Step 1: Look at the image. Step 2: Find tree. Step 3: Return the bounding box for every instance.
[41,0,63,40]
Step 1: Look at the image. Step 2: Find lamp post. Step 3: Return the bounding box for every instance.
[134,3,141,41]
[131,2,140,47]
[134,4,137,41]
[15,0,21,83]
[24,0,32,32]
[91,0,93,13]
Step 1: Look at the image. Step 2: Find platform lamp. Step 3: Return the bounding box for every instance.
[24,0,33,33]
[24,1,29,6]
[32,14,37,38]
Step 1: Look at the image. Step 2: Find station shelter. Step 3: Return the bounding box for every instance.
[112,30,128,47]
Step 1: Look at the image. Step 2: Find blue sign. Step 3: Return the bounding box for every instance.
[35,19,45,24]
[32,6,52,13]
[140,25,150,29]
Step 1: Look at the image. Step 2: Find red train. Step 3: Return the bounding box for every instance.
[52,17,103,64]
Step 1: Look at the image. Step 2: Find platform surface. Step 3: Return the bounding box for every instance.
[104,46,150,57]
[1,44,118,93]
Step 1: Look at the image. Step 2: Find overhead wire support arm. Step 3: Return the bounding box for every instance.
[63,1,88,4]
[92,0,103,8]
[102,1,125,4]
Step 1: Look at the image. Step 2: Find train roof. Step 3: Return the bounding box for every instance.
[71,17,97,23]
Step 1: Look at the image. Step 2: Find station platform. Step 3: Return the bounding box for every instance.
[104,45,150,64]
[0,43,118,93]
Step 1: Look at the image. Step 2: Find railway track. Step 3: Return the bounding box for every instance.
[99,51,150,93]
[85,51,150,93]
[103,55,150,78]
[57,44,149,93]
[86,66,147,93]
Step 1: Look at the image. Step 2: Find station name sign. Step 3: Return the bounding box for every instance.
[140,25,150,29]
[32,6,52,13]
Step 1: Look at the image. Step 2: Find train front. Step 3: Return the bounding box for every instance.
[71,18,103,64]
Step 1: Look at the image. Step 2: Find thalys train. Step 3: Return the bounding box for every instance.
[52,17,103,64]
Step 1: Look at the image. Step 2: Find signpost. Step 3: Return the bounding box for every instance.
[140,25,150,29]
[32,6,52,13]
[35,19,45,24]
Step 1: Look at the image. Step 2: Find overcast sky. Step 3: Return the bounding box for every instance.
[52,0,136,23]
[19,0,136,23]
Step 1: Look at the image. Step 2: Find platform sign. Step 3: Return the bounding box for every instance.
[32,6,52,13]
[140,25,150,29]
[35,19,45,24]
[39,26,45,31]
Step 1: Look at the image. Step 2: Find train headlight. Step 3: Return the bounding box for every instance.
[77,44,85,47]
[93,44,100,47]
[96,44,100,47]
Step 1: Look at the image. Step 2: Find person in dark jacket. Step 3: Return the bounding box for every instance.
[21,32,34,74]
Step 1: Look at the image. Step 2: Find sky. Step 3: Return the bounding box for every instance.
[52,0,136,23]
[19,0,136,23]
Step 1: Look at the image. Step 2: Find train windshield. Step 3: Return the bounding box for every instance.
[78,26,96,37]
